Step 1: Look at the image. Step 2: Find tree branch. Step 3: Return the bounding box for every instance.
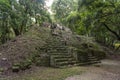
[103,23,120,41]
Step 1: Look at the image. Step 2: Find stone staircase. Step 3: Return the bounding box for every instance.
[43,36,77,68]
[49,47,101,67]
[49,47,78,68]
[88,55,101,64]
[43,36,101,68]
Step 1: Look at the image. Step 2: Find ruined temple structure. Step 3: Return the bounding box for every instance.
[0,24,106,73]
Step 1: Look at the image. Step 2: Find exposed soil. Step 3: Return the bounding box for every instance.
[65,59,120,80]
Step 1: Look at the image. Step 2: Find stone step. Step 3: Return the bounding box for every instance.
[46,47,68,50]
[50,48,68,51]
[85,61,101,65]
[47,45,66,47]
[48,46,67,48]
[88,56,96,59]
[58,63,80,68]
[51,55,72,58]
[76,60,101,66]
[90,61,101,64]
[48,50,68,53]
[88,56,100,61]
[54,58,75,62]
[56,60,77,66]
[50,53,69,55]
[47,43,65,45]
[88,58,98,61]
[75,62,88,66]
[47,40,64,42]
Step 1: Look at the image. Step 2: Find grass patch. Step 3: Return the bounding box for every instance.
[10,67,85,80]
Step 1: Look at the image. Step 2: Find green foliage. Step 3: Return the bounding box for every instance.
[78,0,120,43]
[114,43,120,49]
[55,0,120,46]
[52,0,78,23]
[0,0,51,44]
[65,11,81,31]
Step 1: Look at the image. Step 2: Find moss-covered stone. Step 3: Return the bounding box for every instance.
[34,54,50,67]
[0,68,4,73]
[12,63,20,72]
[75,49,89,62]
[86,48,106,59]
[12,66,20,72]
[20,59,32,70]
[93,50,106,60]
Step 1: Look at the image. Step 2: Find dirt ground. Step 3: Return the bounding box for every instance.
[0,59,120,80]
[65,59,120,80]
